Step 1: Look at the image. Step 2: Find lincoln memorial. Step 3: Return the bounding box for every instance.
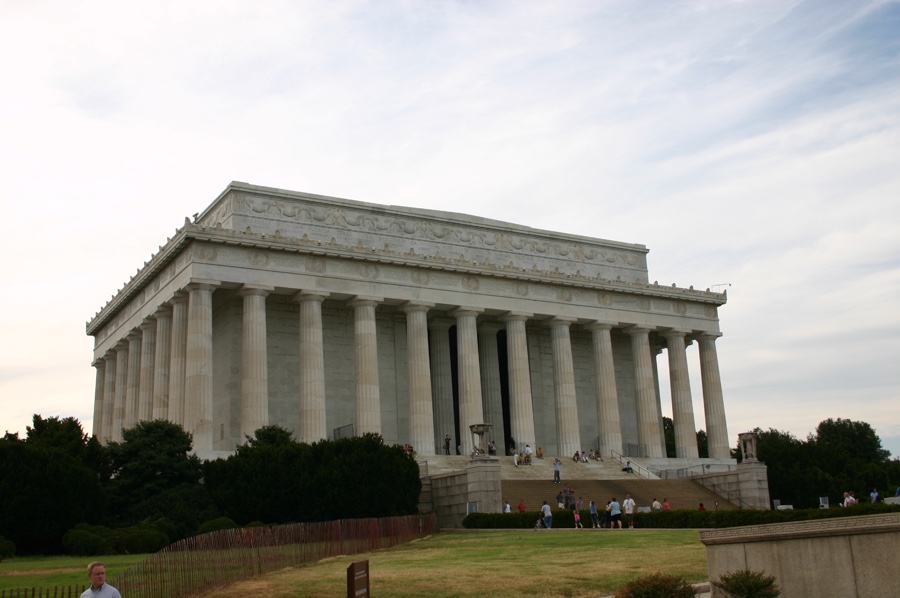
[86,182,731,462]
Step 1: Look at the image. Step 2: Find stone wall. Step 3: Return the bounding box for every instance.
[701,513,899,597]
[428,459,503,528]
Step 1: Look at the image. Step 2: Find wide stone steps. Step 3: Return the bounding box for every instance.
[501,478,740,516]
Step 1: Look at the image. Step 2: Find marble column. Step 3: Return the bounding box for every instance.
[627,326,665,458]
[651,344,666,453]
[698,332,730,459]
[428,318,455,453]
[152,306,172,420]
[452,307,484,456]
[349,297,382,436]
[549,317,581,458]
[402,302,435,456]
[102,350,117,444]
[184,282,217,452]
[661,330,699,459]
[502,313,535,454]
[138,319,156,422]
[295,292,329,443]
[124,330,142,430]
[240,286,272,441]
[478,322,505,449]
[168,292,189,426]
[92,360,106,440]
[586,321,623,458]
[113,341,128,442]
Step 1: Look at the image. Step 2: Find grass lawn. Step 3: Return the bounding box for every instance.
[0,554,149,592]
[201,529,708,598]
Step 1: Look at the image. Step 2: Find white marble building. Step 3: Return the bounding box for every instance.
[87,182,730,461]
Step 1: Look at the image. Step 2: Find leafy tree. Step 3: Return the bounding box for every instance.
[105,420,217,538]
[0,438,105,554]
[697,429,709,458]
[206,432,421,524]
[25,415,108,477]
[244,424,296,448]
[663,417,676,458]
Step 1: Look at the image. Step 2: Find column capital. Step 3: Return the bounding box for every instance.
[293,290,329,303]
[126,329,142,342]
[585,319,618,331]
[450,306,483,318]
[347,296,383,308]
[477,321,504,334]
[659,327,691,339]
[625,324,654,336]
[547,316,577,327]
[103,349,117,360]
[185,279,220,292]
[115,339,129,350]
[139,318,156,332]
[500,311,532,323]
[401,301,434,314]
[154,305,172,319]
[695,331,723,341]
[169,290,189,306]
[427,317,455,330]
[92,358,105,368]
[238,284,274,297]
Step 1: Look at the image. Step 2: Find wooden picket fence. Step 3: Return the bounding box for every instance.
[110,513,436,597]
[1,588,85,598]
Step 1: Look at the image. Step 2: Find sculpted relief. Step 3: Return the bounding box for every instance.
[231,194,647,280]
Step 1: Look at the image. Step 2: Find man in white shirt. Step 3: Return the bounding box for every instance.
[81,562,121,598]
[623,494,636,528]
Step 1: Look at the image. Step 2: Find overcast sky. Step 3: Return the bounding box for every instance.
[2,0,898,457]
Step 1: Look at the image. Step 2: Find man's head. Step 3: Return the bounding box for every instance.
[87,562,106,589]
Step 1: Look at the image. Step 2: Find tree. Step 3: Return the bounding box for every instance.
[663,417,676,458]
[206,432,421,524]
[0,438,105,554]
[25,415,108,477]
[105,420,217,538]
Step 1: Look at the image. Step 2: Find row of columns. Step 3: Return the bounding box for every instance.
[92,286,730,459]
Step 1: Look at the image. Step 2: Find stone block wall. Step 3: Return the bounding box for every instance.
[701,513,900,598]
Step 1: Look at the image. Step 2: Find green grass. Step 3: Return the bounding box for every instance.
[202,529,708,598]
[0,554,149,592]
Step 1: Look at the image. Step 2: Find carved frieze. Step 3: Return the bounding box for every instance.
[227,191,649,283]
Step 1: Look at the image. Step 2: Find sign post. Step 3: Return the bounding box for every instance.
[347,559,370,598]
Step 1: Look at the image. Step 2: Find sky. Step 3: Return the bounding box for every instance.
[1,0,898,458]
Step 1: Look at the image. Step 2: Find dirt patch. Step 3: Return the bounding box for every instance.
[2,568,80,576]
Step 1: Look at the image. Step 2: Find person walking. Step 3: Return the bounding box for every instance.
[609,497,623,529]
[541,501,553,529]
[623,494,636,529]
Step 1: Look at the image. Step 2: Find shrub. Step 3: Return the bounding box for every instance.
[613,572,696,598]
[712,569,780,598]
[62,528,110,556]
[198,516,238,535]
[108,524,169,554]
[0,535,15,561]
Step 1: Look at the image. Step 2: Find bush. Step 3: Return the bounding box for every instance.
[62,528,110,556]
[108,524,169,554]
[613,572,697,598]
[712,570,780,598]
[198,516,238,535]
[0,535,15,561]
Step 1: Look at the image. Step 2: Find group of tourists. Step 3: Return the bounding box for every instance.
[531,493,673,530]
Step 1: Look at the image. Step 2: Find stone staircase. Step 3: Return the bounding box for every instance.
[417,454,740,515]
